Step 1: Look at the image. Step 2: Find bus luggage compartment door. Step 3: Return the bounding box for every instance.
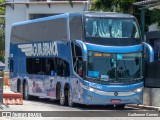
[144,61,160,88]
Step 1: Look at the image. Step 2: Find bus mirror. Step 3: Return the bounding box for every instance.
[74,40,88,61]
[142,42,154,62]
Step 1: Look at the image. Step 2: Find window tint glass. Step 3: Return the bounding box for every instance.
[85,18,140,38]
[26,57,70,77]
[70,16,83,41]
[11,18,67,44]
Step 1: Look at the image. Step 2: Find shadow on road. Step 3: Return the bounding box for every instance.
[26,98,140,111]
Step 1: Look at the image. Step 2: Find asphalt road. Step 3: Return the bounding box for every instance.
[1,98,160,120]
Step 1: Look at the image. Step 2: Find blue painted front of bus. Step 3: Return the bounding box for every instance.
[76,79,143,105]
[71,43,144,105]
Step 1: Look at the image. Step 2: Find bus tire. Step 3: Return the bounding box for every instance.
[24,81,31,100]
[68,89,74,107]
[60,89,66,106]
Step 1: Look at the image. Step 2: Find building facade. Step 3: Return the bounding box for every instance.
[5,0,89,70]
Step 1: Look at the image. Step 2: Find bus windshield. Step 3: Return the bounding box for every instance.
[84,17,141,46]
[87,51,142,82]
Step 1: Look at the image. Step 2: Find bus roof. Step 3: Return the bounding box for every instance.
[12,13,69,27]
[83,11,135,18]
[12,11,135,27]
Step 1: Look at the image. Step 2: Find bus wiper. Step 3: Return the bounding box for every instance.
[134,77,143,82]
[125,77,143,83]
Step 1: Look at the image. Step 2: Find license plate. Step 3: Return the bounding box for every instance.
[111,99,121,103]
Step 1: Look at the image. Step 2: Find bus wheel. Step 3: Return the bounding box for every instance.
[24,81,30,100]
[68,89,74,107]
[60,90,65,105]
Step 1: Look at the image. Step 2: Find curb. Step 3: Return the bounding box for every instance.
[126,104,160,111]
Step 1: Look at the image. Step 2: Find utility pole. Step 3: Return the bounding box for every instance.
[140,8,145,40]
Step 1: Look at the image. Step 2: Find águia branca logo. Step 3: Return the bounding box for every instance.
[18,42,58,56]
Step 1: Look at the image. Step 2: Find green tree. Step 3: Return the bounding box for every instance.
[90,0,160,30]
[91,0,136,13]
[146,9,160,27]
[0,0,5,63]
[0,0,5,14]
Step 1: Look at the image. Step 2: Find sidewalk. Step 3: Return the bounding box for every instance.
[126,104,160,111]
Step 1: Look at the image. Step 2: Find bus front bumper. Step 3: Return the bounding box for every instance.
[80,86,143,105]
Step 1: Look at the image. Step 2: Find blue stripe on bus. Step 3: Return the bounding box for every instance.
[12,13,69,26]
[82,79,144,91]
[85,43,143,53]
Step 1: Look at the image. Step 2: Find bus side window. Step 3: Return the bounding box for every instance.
[34,58,44,75]
[49,58,55,76]
[56,58,70,77]
[77,60,83,77]
[26,58,34,74]
[26,57,69,77]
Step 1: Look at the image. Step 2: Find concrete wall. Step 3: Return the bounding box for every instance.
[5,0,87,70]
[5,4,26,70]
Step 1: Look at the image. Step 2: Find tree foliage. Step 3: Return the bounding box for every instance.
[0,0,5,62]
[91,0,160,29]
[91,0,136,13]
[0,0,5,15]
[146,9,160,27]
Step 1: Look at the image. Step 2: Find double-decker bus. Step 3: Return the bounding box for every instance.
[9,12,154,108]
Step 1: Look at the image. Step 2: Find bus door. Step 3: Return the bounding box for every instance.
[71,41,84,101]
[144,38,160,88]
[72,40,87,78]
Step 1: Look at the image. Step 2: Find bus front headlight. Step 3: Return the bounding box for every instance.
[133,87,143,93]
